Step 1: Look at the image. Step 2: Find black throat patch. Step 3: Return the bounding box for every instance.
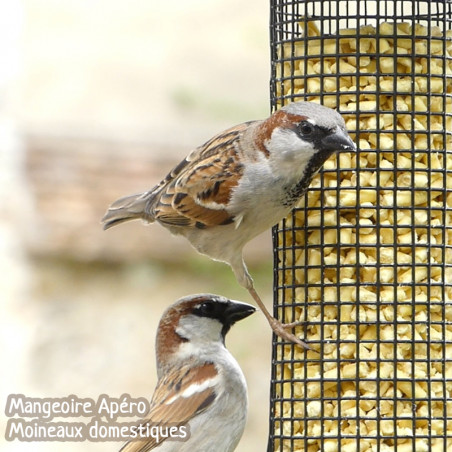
[282,149,335,208]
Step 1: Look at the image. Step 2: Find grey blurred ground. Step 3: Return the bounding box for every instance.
[1,1,273,451]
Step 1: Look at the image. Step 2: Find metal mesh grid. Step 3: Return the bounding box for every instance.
[269,1,452,451]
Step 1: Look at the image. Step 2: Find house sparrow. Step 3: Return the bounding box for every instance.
[102,101,356,348]
[119,293,255,452]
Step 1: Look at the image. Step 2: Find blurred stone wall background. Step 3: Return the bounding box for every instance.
[1,1,273,451]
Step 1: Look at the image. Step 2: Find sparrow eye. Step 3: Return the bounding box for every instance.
[199,302,216,315]
[299,122,314,136]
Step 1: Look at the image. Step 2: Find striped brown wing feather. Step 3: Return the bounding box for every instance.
[119,363,218,452]
[149,123,250,229]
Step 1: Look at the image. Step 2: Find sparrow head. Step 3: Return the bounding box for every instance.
[257,101,356,174]
[156,294,255,373]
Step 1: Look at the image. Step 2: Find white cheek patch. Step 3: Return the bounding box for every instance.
[265,128,316,163]
[176,316,222,343]
[265,128,305,157]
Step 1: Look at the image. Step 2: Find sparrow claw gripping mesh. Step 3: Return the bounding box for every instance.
[269,1,452,452]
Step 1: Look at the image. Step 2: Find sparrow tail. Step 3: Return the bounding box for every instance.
[102,193,154,230]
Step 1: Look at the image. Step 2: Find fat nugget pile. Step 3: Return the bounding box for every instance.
[274,21,452,452]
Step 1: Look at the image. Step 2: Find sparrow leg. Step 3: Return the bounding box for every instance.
[247,286,311,350]
[231,257,311,349]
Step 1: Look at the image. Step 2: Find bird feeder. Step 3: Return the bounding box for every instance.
[269,1,452,451]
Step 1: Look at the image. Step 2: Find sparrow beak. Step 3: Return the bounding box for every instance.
[320,127,356,153]
[224,300,256,324]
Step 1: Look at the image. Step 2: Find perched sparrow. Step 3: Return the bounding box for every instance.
[103,101,356,347]
[119,293,255,452]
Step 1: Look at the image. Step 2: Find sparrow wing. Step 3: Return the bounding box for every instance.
[119,362,218,452]
[150,122,252,229]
